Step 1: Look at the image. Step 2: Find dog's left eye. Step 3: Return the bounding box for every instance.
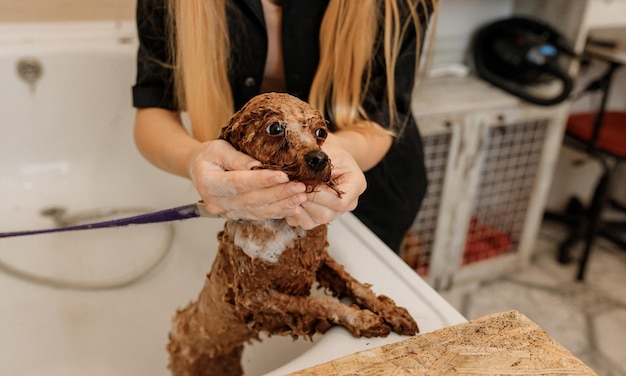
[314,128,328,139]
[266,122,285,136]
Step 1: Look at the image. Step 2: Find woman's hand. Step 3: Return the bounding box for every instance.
[188,139,308,220]
[285,133,367,229]
[135,108,382,227]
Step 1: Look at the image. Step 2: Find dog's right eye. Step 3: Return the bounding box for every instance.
[266,122,285,136]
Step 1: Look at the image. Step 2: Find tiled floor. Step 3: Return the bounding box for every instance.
[440,219,626,376]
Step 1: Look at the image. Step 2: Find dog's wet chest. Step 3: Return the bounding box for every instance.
[225,219,304,263]
[224,220,328,294]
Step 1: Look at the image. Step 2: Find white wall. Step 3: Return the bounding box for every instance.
[431,0,514,67]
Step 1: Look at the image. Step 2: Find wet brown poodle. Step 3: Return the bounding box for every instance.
[167,93,418,376]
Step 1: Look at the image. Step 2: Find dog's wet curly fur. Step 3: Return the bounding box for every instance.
[167,93,418,376]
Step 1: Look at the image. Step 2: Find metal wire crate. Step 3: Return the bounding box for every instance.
[407,77,568,289]
[464,119,548,265]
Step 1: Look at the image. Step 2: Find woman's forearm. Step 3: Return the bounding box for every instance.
[134,108,201,179]
[331,121,393,172]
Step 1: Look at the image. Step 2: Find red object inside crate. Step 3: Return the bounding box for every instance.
[401,217,514,275]
[463,217,513,265]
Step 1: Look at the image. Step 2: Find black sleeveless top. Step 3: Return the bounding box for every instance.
[133,0,431,253]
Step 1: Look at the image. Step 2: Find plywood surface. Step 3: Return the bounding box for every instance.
[289,310,597,375]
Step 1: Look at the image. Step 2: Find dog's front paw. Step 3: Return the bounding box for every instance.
[377,295,419,335]
[343,307,391,338]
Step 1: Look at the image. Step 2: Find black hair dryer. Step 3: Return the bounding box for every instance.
[471,16,576,106]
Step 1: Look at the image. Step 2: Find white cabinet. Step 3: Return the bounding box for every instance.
[403,77,569,290]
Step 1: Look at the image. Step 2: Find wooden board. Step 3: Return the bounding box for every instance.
[288,310,597,375]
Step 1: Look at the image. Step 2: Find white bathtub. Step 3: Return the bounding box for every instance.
[0,22,465,375]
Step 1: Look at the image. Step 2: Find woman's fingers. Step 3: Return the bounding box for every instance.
[198,169,290,197]
[187,139,307,219]
[285,134,367,228]
[187,137,368,223]
[197,169,308,219]
[200,139,260,171]
[286,206,317,229]
[285,184,360,229]
[225,193,306,220]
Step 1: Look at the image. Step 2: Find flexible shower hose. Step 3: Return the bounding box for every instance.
[0,207,175,290]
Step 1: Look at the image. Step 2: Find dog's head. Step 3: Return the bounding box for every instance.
[221,93,338,193]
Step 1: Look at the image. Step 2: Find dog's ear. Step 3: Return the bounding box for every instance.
[219,117,236,145]
[219,96,261,149]
[219,106,247,149]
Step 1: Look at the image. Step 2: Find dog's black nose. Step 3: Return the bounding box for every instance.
[305,150,329,172]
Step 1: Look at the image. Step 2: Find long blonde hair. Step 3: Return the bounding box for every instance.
[168,0,434,141]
